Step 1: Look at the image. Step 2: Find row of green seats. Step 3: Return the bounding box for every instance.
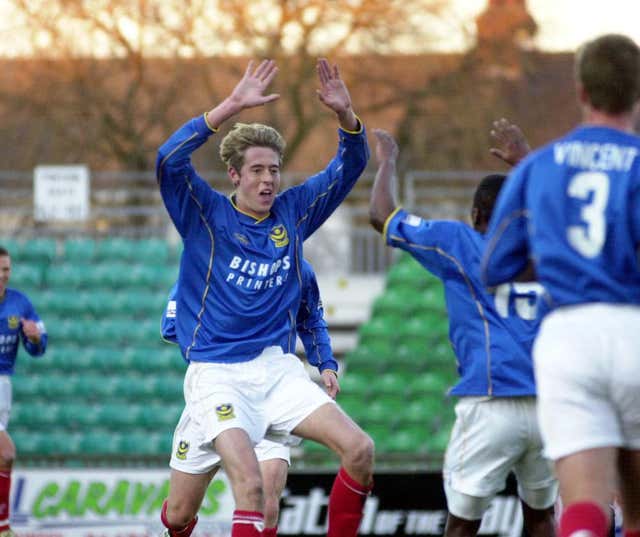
[338,371,452,398]
[372,286,446,316]
[1,238,179,265]
[16,345,186,375]
[13,372,184,402]
[358,314,449,343]
[45,263,177,290]
[12,429,172,457]
[12,402,182,431]
[37,289,168,317]
[346,340,457,372]
[44,317,162,344]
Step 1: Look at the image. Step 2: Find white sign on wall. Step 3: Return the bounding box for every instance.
[33,165,90,221]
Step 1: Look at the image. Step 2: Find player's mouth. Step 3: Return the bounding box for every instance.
[259,190,273,202]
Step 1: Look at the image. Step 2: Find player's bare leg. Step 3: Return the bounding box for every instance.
[521,502,556,537]
[618,449,640,532]
[0,432,15,534]
[555,447,617,537]
[162,467,216,536]
[260,458,288,536]
[293,403,374,537]
[444,514,481,537]
[214,427,265,536]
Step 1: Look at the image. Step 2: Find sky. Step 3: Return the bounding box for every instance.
[453,0,640,52]
[1,1,640,56]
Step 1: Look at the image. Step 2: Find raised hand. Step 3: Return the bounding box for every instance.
[316,59,357,130]
[228,59,280,111]
[321,370,340,400]
[489,118,531,166]
[373,129,399,165]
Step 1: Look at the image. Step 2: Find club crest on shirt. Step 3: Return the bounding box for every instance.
[7,316,19,330]
[175,440,189,460]
[215,404,236,421]
[234,232,250,246]
[269,225,289,247]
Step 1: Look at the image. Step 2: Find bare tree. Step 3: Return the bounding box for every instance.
[3,0,448,170]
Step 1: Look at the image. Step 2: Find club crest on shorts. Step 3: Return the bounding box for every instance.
[175,440,189,460]
[269,225,289,247]
[215,403,236,421]
[7,316,19,330]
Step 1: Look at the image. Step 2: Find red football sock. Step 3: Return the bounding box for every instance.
[262,527,278,536]
[327,467,372,537]
[624,530,640,537]
[232,510,264,537]
[0,471,10,531]
[160,499,198,537]
[560,502,609,537]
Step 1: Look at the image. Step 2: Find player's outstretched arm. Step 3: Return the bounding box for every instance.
[489,118,531,167]
[369,129,400,233]
[205,59,280,130]
[316,58,358,132]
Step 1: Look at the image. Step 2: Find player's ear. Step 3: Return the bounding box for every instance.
[228,167,240,188]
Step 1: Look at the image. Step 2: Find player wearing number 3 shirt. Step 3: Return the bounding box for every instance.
[369,130,557,537]
[482,34,640,537]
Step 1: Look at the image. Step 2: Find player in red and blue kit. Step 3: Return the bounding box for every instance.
[161,259,339,536]
[482,34,640,537]
[369,131,557,537]
[156,59,372,537]
[0,247,47,537]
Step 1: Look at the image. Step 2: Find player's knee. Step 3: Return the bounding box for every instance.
[235,473,264,508]
[344,430,374,472]
[165,498,199,529]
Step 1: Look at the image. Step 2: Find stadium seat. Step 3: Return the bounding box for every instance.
[97,404,143,430]
[370,373,411,395]
[139,404,182,429]
[408,372,450,397]
[59,403,100,429]
[136,239,170,264]
[17,238,57,265]
[10,263,43,289]
[95,238,138,262]
[358,316,399,343]
[337,372,371,396]
[79,431,120,455]
[385,428,427,453]
[64,238,96,263]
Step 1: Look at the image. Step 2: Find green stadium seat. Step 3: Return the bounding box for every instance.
[151,375,184,401]
[18,238,57,265]
[136,239,170,264]
[64,238,96,263]
[139,404,182,429]
[408,372,450,397]
[97,404,143,430]
[116,431,168,456]
[112,375,156,401]
[386,261,431,290]
[75,375,119,400]
[95,238,138,262]
[11,376,45,399]
[39,374,80,399]
[11,402,60,428]
[126,346,179,372]
[384,428,427,453]
[45,264,89,289]
[424,427,451,454]
[59,403,100,429]
[337,372,371,396]
[345,342,393,374]
[337,393,368,420]
[79,431,120,455]
[86,290,123,317]
[362,397,405,427]
[358,316,398,344]
[370,373,410,395]
[11,430,43,455]
[10,264,43,289]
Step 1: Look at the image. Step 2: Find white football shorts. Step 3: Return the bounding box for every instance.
[534,303,640,460]
[170,346,334,474]
[443,396,557,520]
[0,376,12,432]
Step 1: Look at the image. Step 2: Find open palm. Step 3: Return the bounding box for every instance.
[229,60,280,110]
[316,58,352,115]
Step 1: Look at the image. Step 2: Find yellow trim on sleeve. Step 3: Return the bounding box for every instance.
[203,112,218,133]
[339,115,363,135]
[382,206,402,241]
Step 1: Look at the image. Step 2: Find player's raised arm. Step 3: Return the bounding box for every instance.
[489,118,531,167]
[369,129,400,233]
[316,58,358,132]
[157,60,280,236]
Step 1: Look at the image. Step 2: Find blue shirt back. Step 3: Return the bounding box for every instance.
[483,126,640,308]
[156,115,368,363]
[386,209,542,396]
[161,260,338,373]
[0,289,47,375]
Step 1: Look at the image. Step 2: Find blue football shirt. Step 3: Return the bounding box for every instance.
[156,115,368,363]
[386,209,542,396]
[161,261,338,373]
[483,126,640,308]
[0,289,47,374]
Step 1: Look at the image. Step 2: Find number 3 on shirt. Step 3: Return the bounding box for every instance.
[566,171,610,258]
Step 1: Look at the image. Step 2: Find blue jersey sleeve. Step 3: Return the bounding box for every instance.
[161,283,178,344]
[283,124,369,240]
[156,115,226,238]
[385,208,470,279]
[297,265,337,374]
[21,298,47,357]
[481,164,531,287]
